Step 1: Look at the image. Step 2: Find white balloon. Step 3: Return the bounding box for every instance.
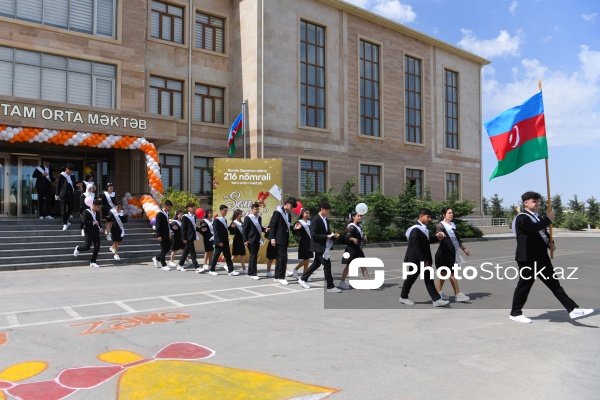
[356,203,369,215]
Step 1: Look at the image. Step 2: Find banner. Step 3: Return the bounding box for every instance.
[213,159,283,264]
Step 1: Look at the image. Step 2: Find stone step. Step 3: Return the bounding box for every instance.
[0,227,153,237]
[0,237,157,250]
[0,243,158,255]
[0,218,151,227]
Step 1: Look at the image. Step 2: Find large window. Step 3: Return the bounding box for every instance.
[150,0,183,44]
[300,20,326,129]
[405,56,422,143]
[159,154,182,191]
[300,159,326,195]
[359,40,380,137]
[406,169,423,198]
[194,83,224,124]
[445,69,459,149]
[0,0,116,38]
[149,76,183,118]
[0,46,116,108]
[193,156,213,195]
[195,12,224,53]
[445,172,460,200]
[360,164,381,195]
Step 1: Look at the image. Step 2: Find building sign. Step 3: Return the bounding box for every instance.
[0,102,147,130]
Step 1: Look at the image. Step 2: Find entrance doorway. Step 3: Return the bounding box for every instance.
[6,156,41,217]
[0,154,7,216]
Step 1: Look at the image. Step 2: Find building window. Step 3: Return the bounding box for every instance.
[300,20,326,129]
[300,159,326,195]
[405,56,422,143]
[406,169,423,198]
[445,172,460,199]
[445,69,459,149]
[195,12,224,53]
[0,0,116,38]
[194,83,224,124]
[359,40,380,137]
[149,76,183,118]
[150,0,184,44]
[193,157,213,195]
[360,164,381,195]
[159,154,182,191]
[0,46,115,107]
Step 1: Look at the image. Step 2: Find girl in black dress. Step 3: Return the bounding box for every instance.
[229,209,247,273]
[168,211,185,268]
[102,183,117,240]
[288,208,313,279]
[106,203,128,261]
[199,209,214,271]
[435,207,471,302]
[338,212,370,290]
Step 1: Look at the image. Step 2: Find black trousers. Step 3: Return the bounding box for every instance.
[38,187,52,217]
[247,241,261,276]
[400,262,441,301]
[80,232,100,263]
[179,241,200,268]
[60,194,73,224]
[211,243,233,272]
[156,236,171,266]
[510,260,579,316]
[274,244,288,279]
[301,252,335,289]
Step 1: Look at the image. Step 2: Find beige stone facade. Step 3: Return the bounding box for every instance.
[0,0,488,216]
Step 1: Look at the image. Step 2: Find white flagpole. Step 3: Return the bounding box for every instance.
[242,101,247,159]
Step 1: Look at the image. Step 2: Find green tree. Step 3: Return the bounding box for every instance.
[362,188,397,242]
[161,188,201,218]
[551,194,565,227]
[537,195,547,219]
[395,182,420,238]
[586,196,599,228]
[482,196,490,216]
[329,180,359,233]
[562,212,589,231]
[489,193,506,219]
[568,194,585,213]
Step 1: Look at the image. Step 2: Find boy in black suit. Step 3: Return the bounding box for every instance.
[268,197,297,285]
[32,159,54,219]
[153,200,173,269]
[399,208,448,306]
[73,198,102,268]
[177,202,202,272]
[509,191,593,323]
[56,163,75,230]
[298,201,340,292]
[243,202,268,280]
[209,204,237,276]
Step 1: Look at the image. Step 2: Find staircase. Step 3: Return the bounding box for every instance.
[0,217,163,271]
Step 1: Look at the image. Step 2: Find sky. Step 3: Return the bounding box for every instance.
[343,0,599,208]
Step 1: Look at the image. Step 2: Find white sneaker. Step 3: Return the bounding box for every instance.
[45,215,54,220]
[438,291,449,300]
[433,299,450,307]
[114,255,120,261]
[90,263,100,268]
[298,279,310,289]
[569,308,594,319]
[455,292,470,302]
[109,247,115,254]
[327,287,342,293]
[229,271,240,276]
[399,297,414,306]
[337,281,351,290]
[81,229,85,237]
[292,268,299,279]
[176,265,186,272]
[39,216,44,220]
[266,272,274,278]
[73,246,79,257]
[168,261,177,268]
[222,265,229,271]
[208,271,218,276]
[195,267,204,274]
[106,234,111,241]
[62,224,68,231]
[152,257,159,268]
[509,315,532,324]
[162,266,172,271]
[286,270,293,277]
[252,276,261,280]
[278,279,289,285]
[202,265,210,272]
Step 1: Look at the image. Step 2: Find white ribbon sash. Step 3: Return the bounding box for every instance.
[512,212,550,246]
[323,239,334,260]
[103,191,116,209]
[234,220,243,230]
[441,221,464,265]
[61,172,74,191]
[279,209,290,231]
[249,215,264,244]
[36,166,51,182]
[185,213,199,240]
[172,219,181,237]
[348,223,365,248]
[110,209,125,237]
[299,219,311,239]
[86,209,102,232]
[203,218,214,241]
[406,222,429,242]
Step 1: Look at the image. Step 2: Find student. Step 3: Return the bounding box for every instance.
[509,191,593,323]
[298,201,340,292]
[73,198,103,268]
[243,202,268,280]
[153,200,173,269]
[268,198,297,285]
[399,208,448,307]
[107,203,128,261]
[102,183,117,240]
[229,209,247,274]
[177,202,202,272]
[79,178,96,236]
[168,211,185,269]
[198,209,214,272]
[209,205,237,276]
[265,239,277,278]
[289,208,313,279]
[338,211,370,289]
[435,207,470,302]
[56,163,75,231]
[32,159,54,220]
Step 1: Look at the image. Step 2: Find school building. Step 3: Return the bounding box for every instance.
[0,0,489,218]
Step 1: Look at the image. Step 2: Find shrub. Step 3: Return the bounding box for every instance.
[562,212,589,231]
[160,188,200,218]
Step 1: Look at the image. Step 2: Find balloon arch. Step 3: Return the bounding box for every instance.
[0,124,163,220]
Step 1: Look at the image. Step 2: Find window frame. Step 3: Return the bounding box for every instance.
[158,153,183,191]
[444,171,461,200]
[193,156,213,195]
[404,54,423,145]
[444,68,460,150]
[299,158,327,196]
[299,19,327,130]
[358,37,382,139]
[148,74,184,119]
[150,0,185,45]
[194,10,225,54]
[359,162,383,195]
[193,82,225,125]
[405,167,424,198]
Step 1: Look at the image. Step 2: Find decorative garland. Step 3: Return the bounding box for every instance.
[0,125,163,217]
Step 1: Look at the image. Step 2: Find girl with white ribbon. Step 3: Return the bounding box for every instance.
[168,211,186,268]
[229,209,247,274]
[289,208,313,279]
[337,211,370,289]
[106,203,128,261]
[199,209,214,272]
[434,207,471,302]
[102,183,117,240]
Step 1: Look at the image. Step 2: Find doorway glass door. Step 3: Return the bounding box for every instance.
[0,155,6,216]
[7,156,40,217]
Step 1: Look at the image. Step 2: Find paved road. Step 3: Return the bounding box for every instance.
[0,238,598,399]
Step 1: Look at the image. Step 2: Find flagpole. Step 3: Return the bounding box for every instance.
[539,79,554,259]
[242,100,247,159]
